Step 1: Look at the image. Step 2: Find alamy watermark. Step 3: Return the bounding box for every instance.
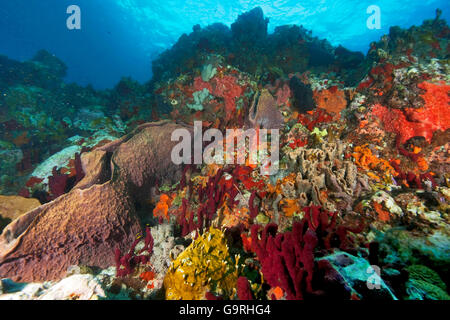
[171,122,279,175]
[366,5,381,30]
[67,5,81,30]
[366,265,382,290]
[66,5,380,31]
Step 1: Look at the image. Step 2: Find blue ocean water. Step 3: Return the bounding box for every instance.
[0,0,449,88]
[0,0,450,88]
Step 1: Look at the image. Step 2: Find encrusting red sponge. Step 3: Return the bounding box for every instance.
[372,81,450,145]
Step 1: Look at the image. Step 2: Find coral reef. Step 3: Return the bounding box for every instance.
[0,7,449,302]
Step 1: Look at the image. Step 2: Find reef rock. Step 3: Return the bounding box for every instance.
[38,274,106,300]
[0,273,108,300]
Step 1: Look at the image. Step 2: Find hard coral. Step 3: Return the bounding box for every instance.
[407,265,447,291]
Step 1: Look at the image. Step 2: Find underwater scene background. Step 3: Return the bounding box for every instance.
[0,0,449,301]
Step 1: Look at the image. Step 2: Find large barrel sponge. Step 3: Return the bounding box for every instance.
[0,121,191,282]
